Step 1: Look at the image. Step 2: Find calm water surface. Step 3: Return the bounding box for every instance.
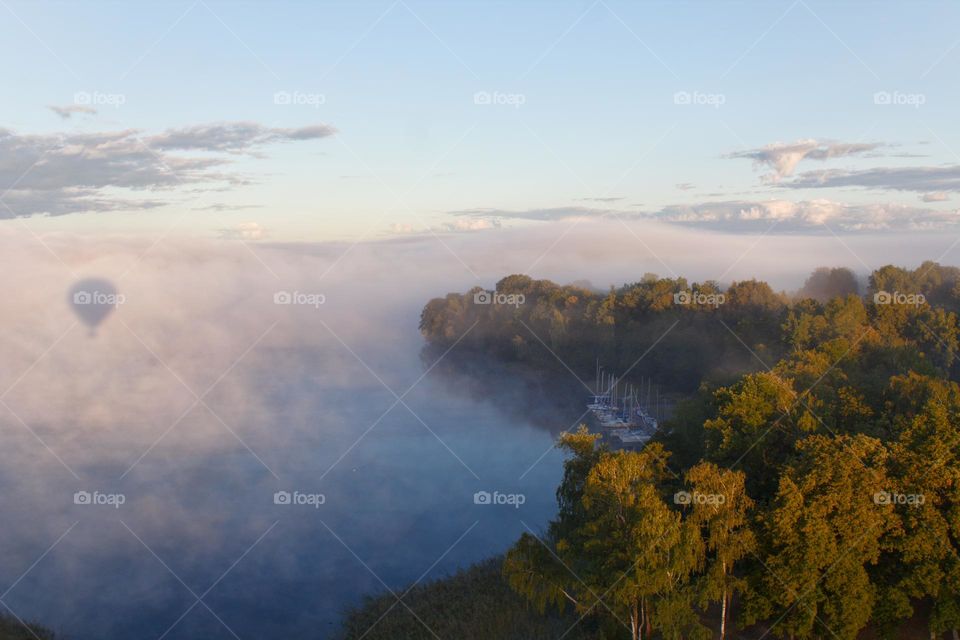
[0,302,569,639]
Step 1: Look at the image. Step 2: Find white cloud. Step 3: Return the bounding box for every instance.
[440,217,502,232]
[217,222,267,240]
[48,104,98,119]
[650,198,960,232]
[449,206,610,222]
[728,139,886,182]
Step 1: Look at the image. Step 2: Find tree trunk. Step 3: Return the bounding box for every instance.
[951,629,958,640]
[721,585,728,640]
[640,598,645,640]
[720,561,728,640]
[646,598,652,638]
[631,601,640,640]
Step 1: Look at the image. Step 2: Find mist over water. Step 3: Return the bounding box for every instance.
[0,221,953,639]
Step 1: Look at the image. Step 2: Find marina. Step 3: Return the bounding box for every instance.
[587,361,662,447]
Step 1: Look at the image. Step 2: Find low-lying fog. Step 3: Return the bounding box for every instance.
[0,220,950,639]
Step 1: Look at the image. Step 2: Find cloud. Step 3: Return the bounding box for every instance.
[448,197,960,234]
[386,217,505,235]
[785,165,960,194]
[575,196,624,203]
[0,122,335,217]
[675,183,695,191]
[648,198,960,232]
[216,221,267,240]
[449,206,612,222]
[192,203,263,213]
[728,139,886,182]
[922,191,950,202]
[440,217,502,232]
[48,104,98,119]
[146,122,336,153]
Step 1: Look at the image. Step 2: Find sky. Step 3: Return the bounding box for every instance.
[2,0,960,248]
[5,5,960,637]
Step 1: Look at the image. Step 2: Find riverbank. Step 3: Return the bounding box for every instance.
[337,558,597,640]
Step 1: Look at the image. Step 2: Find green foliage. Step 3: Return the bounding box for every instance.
[744,435,895,639]
[421,263,960,639]
[505,440,706,640]
[420,273,790,391]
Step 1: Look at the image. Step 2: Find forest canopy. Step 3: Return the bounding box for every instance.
[419,262,960,639]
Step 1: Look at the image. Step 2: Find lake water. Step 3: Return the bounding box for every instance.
[0,239,574,640]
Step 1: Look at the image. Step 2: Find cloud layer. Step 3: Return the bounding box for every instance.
[0,121,335,218]
[649,199,960,232]
[447,199,960,233]
[784,164,960,194]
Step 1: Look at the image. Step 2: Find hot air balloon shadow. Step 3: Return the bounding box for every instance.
[68,278,123,337]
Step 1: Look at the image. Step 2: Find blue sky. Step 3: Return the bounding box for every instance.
[2,0,960,241]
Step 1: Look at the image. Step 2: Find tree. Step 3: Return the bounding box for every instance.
[505,439,706,640]
[797,267,860,303]
[681,462,756,640]
[745,435,896,639]
[881,374,960,638]
[577,448,706,640]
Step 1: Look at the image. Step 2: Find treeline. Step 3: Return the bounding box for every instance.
[419,263,960,391]
[484,262,960,639]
